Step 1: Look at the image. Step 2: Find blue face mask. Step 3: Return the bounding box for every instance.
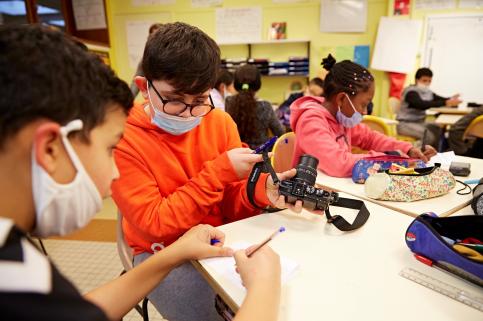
[147,83,202,135]
[336,93,363,128]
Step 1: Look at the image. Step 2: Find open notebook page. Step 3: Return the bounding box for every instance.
[199,241,299,291]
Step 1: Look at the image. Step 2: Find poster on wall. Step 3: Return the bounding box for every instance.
[371,17,422,73]
[394,0,411,15]
[320,45,370,68]
[459,0,483,8]
[414,0,456,10]
[192,0,222,7]
[126,20,156,69]
[320,0,367,33]
[216,7,262,43]
[72,0,106,30]
[132,0,176,5]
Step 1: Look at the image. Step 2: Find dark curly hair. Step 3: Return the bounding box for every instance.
[142,22,221,95]
[0,24,133,149]
[228,64,261,143]
[321,54,374,99]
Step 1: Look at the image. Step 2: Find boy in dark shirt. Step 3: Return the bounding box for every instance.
[396,67,462,148]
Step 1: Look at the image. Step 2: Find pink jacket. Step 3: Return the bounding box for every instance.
[290,96,413,177]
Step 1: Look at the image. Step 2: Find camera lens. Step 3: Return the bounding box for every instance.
[294,154,319,185]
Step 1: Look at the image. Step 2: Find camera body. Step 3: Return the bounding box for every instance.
[279,154,339,211]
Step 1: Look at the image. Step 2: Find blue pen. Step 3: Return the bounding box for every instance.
[246,226,285,257]
[210,239,221,245]
[252,136,278,154]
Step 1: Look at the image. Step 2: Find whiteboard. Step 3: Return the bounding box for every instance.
[216,7,262,43]
[370,17,422,73]
[320,0,367,33]
[422,14,483,103]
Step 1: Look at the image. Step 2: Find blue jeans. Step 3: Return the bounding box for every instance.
[134,252,224,321]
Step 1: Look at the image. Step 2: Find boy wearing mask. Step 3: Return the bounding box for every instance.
[112,22,298,321]
[0,25,282,321]
[396,67,462,148]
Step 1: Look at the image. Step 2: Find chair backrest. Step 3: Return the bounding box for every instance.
[463,115,483,139]
[271,132,296,173]
[116,212,134,271]
[361,115,390,136]
[388,97,401,118]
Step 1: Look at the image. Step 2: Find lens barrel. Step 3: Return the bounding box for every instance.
[294,154,319,186]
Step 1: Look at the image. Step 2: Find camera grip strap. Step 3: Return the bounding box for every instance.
[325,197,370,231]
[247,151,279,210]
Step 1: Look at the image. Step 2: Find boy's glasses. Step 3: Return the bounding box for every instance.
[148,80,215,117]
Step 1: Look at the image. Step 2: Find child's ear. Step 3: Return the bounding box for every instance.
[33,122,63,175]
[135,76,148,99]
[334,92,346,108]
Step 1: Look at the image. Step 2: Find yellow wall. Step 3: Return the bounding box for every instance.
[105,0,387,112]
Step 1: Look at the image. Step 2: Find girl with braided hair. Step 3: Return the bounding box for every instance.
[226,64,285,148]
[290,54,436,177]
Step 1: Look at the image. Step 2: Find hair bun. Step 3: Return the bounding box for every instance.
[321,54,336,71]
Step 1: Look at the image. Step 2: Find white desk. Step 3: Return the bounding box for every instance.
[429,107,473,115]
[435,114,463,126]
[315,156,483,217]
[194,197,483,321]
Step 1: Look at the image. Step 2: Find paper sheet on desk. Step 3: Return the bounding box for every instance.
[200,242,299,290]
[427,151,455,170]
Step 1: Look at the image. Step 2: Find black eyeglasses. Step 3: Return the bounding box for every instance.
[148,80,215,117]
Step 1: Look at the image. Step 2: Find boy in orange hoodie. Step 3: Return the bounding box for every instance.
[112,22,296,321]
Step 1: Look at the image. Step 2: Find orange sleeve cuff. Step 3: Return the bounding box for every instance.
[253,172,271,208]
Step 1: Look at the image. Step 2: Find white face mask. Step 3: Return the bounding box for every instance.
[31,120,102,238]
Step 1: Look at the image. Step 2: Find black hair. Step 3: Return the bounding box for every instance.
[142,22,221,95]
[0,25,133,149]
[229,64,261,142]
[309,77,324,88]
[415,67,433,80]
[215,69,234,90]
[321,54,374,99]
[149,23,163,34]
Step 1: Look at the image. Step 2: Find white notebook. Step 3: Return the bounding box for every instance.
[200,241,299,291]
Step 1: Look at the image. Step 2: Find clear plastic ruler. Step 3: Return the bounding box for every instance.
[399,267,483,312]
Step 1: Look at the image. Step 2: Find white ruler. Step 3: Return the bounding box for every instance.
[399,267,483,312]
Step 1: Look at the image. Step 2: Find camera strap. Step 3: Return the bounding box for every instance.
[324,197,370,231]
[247,151,279,210]
[246,153,370,231]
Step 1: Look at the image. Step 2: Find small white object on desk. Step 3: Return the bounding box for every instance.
[427,151,456,169]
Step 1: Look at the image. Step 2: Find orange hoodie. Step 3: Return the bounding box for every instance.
[112,104,270,255]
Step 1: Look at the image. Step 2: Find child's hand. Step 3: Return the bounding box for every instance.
[172,224,233,261]
[227,148,266,179]
[265,168,306,214]
[408,146,437,162]
[234,245,281,291]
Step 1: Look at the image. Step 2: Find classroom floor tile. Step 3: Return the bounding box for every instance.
[42,239,166,321]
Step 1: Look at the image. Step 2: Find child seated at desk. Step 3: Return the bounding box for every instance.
[0,25,282,321]
[396,67,462,148]
[290,54,436,178]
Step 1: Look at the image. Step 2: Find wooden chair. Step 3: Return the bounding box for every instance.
[117,212,150,321]
[463,115,483,139]
[271,132,296,172]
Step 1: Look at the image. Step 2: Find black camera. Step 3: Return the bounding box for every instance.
[279,154,339,211]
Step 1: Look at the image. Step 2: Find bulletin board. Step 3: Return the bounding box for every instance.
[422,13,483,104]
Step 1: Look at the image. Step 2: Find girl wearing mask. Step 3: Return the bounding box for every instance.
[226,64,285,149]
[290,55,436,178]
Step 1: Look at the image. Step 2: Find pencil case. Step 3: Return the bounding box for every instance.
[351,155,425,184]
[364,164,455,202]
[405,213,483,286]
